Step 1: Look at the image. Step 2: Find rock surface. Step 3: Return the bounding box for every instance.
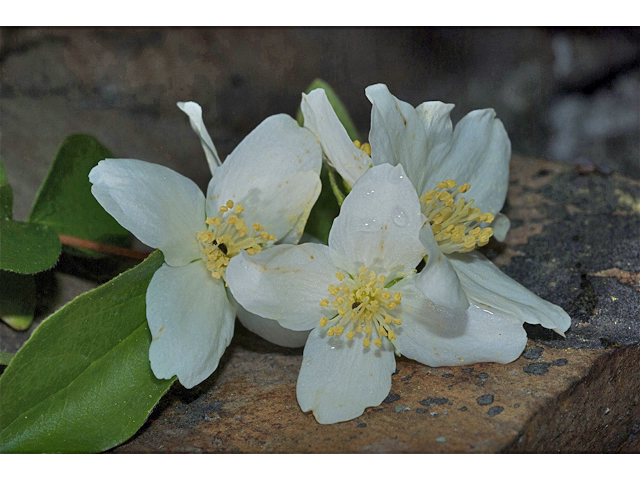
[112,155,639,453]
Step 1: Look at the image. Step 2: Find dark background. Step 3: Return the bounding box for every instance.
[2,27,639,224]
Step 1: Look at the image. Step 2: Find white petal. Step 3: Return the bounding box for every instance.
[177,101,221,174]
[415,100,455,170]
[491,213,511,242]
[395,289,528,366]
[89,159,204,266]
[296,326,396,424]
[448,251,571,335]
[234,299,310,348]
[225,243,337,331]
[328,163,426,279]
[366,84,432,195]
[276,185,321,246]
[424,109,511,215]
[413,226,469,311]
[147,261,235,388]
[301,88,371,186]
[206,114,322,241]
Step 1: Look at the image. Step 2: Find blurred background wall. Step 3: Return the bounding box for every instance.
[1,27,639,221]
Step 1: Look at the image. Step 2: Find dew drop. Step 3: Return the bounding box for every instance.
[393,209,408,227]
[357,218,378,232]
[388,169,405,184]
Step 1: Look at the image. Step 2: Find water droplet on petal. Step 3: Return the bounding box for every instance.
[388,169,405,184]
[393,209,408,227]
[357,218,378,232]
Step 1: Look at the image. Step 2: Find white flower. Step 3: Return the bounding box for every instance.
[227,164,532,424]
[89,103,322,388]
[302,84,570,337]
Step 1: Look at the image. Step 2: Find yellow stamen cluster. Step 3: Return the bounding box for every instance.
[420,180,494,254]
[353,140,372,156]
[196,199,276,280]
[319,266,403,350]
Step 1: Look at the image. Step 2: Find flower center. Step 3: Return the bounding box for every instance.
[318,266,403,349]
[353,140,372,156]
[420,179,494,254]
[196,199,276,280]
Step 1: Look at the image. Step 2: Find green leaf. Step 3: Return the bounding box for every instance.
[0,160,7,187]
[0,270,35,330]
[1,160,13,221]
[296,78,360,141]
[0,163,35,329]
[0,250,174,453]
[0,351,15,366]
[0,219,61,274]
[27,134,131,257]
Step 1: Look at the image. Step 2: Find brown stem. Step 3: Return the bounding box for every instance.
[58,234,150,261]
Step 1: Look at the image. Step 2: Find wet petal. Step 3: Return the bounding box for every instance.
[147,261,235,388]
[328,163,426,279]
[296,326,396,424]
[177,101,221,174]
[424,108,511,215]
[491,213,511,242]
[301,88,372,186]
[415,100,456,172]
[413,226,469,311]
[395,292,528,366]
[448,251,571,335]
[225,243,337,331]
[366,83,431,195]
[206,114,322,241]
[89,159,204,266]
[234,300,310,348]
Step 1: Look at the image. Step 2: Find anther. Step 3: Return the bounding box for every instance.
[422,179,495,254]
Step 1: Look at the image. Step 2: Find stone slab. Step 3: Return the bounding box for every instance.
[114,327,636,453]
[112,155,640,453]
